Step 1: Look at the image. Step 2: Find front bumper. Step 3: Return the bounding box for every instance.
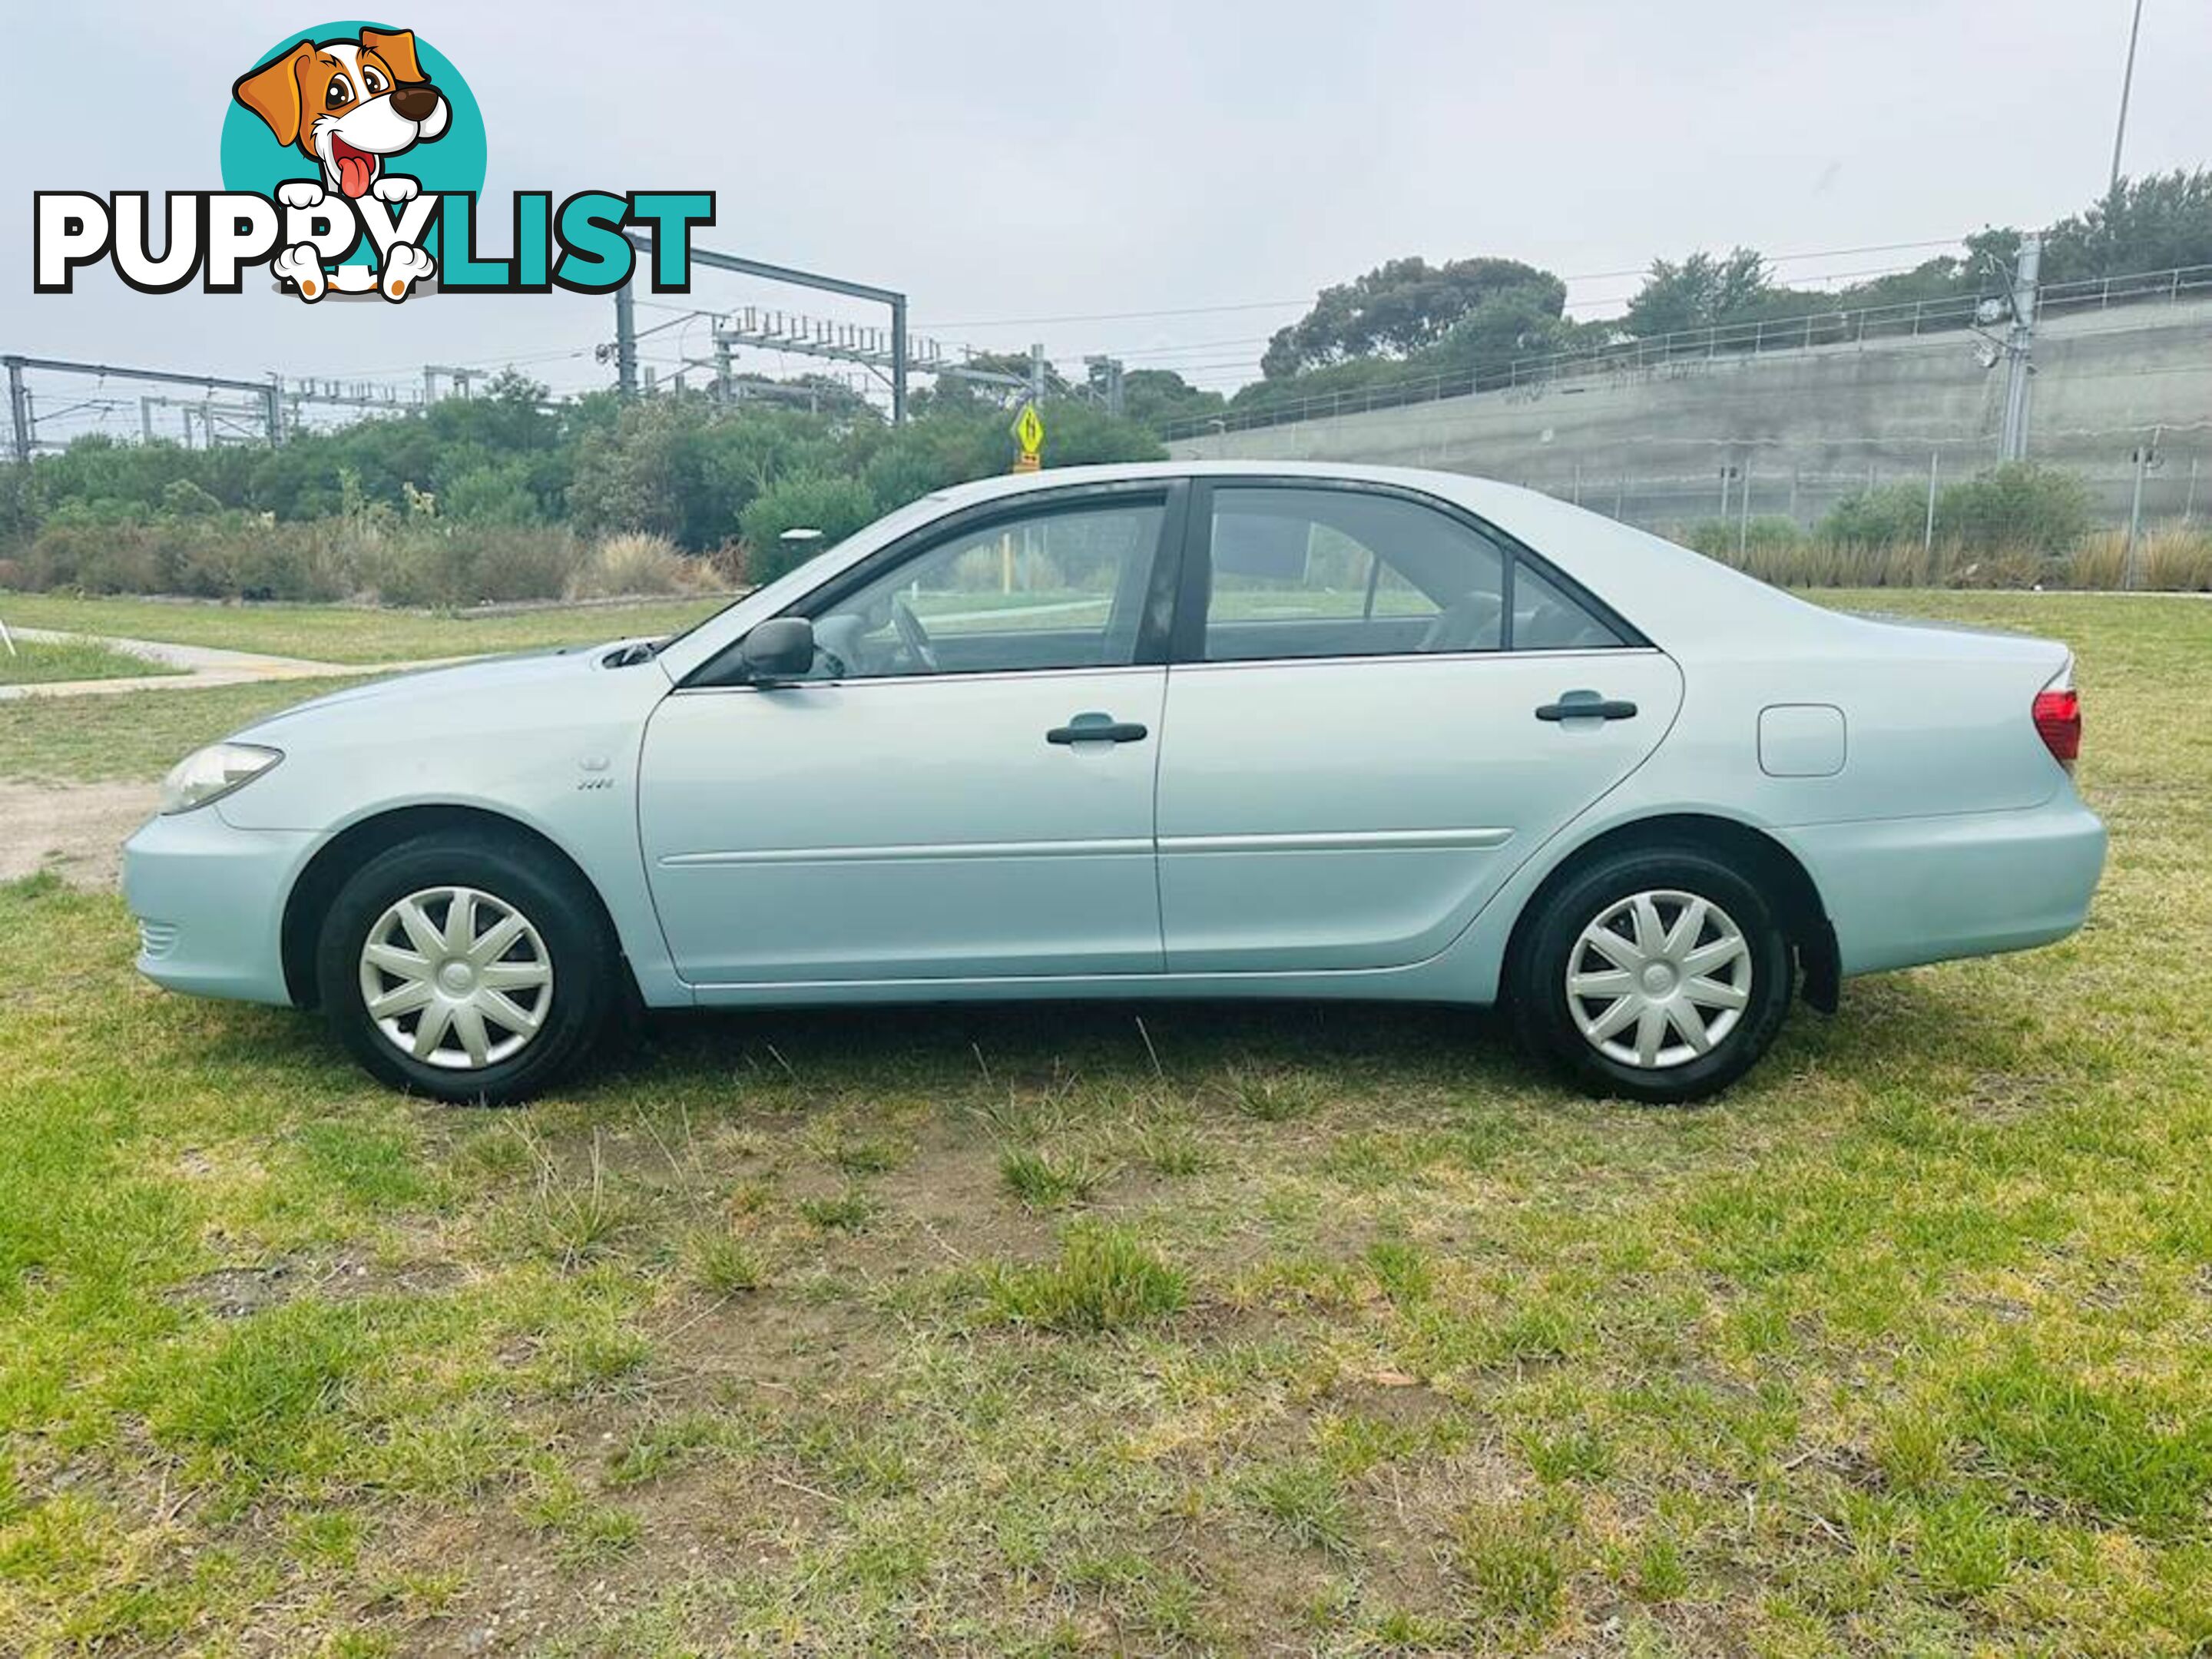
[1786,791,2108,977]
[121,807,317,1006]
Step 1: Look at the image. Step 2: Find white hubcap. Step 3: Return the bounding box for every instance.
[357,886,553,1071]
[1565,889,1753,1070]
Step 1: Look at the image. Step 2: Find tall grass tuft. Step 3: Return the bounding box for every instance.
[564,531,720,600]
[985,1224,1187,1332]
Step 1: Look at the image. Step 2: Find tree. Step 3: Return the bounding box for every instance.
[1621,248,1777,337]
[2040,168,2212,282]
[1261,257,1568,378]
[1427,281,1590,373]
[1120,369,1226,435]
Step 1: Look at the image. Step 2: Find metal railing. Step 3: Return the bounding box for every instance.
[1165,263,2212,442]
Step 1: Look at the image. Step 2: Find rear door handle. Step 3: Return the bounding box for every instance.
[1048,713,1149,746]
[1536,691,1638,723]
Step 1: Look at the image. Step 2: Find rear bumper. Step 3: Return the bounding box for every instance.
[1787,793,2107,976]
[122,808,316,1006]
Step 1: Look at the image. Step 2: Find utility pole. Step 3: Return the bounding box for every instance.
[1028,342,1047,408]
[1998,233,2042,463]
[614,283,639,398]
[2108,0,2146,203]
[889,296,908,424]
[5,357,29,465]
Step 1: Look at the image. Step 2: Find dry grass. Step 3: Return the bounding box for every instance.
[562,532,724,601]
[2071,525,2212,591]
[1685,523,2212,591]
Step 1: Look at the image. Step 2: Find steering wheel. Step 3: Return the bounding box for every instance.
[891,595,940,673]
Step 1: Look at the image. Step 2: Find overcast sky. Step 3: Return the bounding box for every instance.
[5,0,2207,441]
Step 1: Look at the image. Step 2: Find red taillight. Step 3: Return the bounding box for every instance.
[2033,689,2081,769]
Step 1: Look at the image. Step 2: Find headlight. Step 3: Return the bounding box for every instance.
[159,743,283,815]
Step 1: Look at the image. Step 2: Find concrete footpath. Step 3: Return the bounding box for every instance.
[0,628,445,700]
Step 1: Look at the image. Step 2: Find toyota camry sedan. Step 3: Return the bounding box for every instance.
[124,462,2106,1104]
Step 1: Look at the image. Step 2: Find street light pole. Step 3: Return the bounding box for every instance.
[2108,0,2146,202]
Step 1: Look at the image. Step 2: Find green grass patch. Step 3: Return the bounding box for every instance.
[0,634,180,686]
[0,592,726,664]
[0,674,376,783]
[2,592,2210,1652]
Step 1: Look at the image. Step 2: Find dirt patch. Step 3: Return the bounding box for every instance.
[169,1250,465,1318]
[0,780,157,889]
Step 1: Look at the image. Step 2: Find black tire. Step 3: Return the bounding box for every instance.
[1508,844,1793,1104]
[315,830,620,1104]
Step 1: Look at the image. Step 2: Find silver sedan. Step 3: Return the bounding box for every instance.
[124,463,2106,1104]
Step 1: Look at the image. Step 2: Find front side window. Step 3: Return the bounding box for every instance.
[798,498,1165,680]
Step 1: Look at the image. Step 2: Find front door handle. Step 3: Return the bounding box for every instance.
[1536,690,1638,723]
[1048,712,1149,746]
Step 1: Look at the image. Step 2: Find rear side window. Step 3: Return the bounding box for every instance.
[1513,561,1625,651]
[1195,485,1624,661]
[1201,487,1504,663]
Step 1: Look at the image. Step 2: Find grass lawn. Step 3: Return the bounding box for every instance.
[0,634,182,687]
[0,676,376,784]
[0,592,730,665]
[2,591,2208,1655]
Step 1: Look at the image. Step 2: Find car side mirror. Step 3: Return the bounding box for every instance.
[737,617,816,682]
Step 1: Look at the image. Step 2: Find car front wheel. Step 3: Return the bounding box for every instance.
[316,830,619,1104]
[1509,846,1793,1104]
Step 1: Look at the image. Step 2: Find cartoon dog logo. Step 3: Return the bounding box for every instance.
[232,27,447,300]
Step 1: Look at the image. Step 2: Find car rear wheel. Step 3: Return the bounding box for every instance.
[1509,846,1793,1104]
[316,830,618,1104]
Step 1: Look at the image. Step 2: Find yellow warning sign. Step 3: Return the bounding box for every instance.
[1014,402,1045,457]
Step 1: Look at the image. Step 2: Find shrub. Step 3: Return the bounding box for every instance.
[441,460,544,525]
[738,472,879,584]
[356,524,586,608]
[1819,482,1929,550]
[159,478,224,518]
[23,522,177,593]
[1936,462,2090,555]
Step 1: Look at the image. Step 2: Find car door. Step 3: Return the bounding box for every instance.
[1154,481,1684,972]
[637,484,1182,988]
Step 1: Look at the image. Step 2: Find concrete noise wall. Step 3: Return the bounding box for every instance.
[1169,298,2212,532]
